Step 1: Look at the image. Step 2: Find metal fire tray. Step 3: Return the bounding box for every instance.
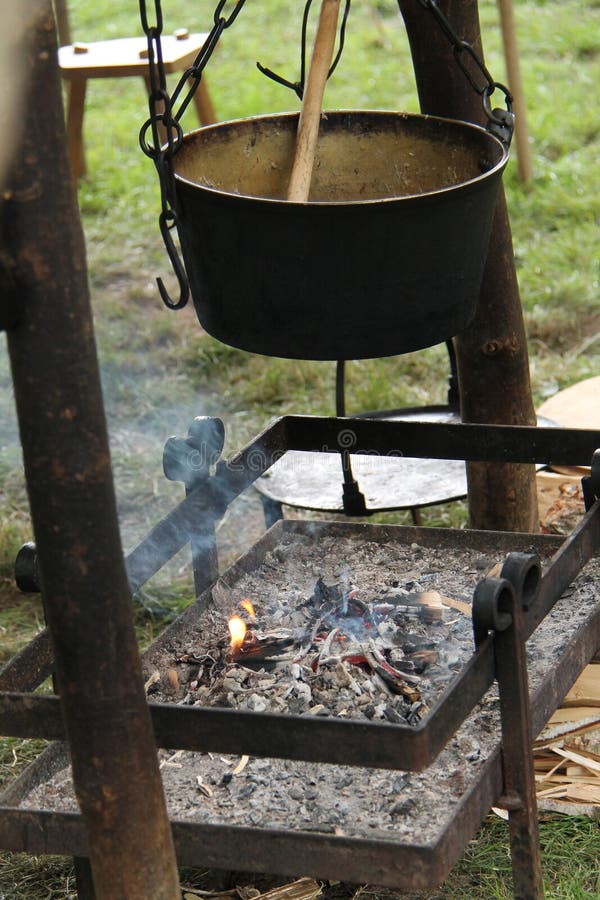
[2,519,599,891]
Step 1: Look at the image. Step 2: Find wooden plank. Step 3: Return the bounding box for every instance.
[537,798,600,817]
[537,376,600,431]
[549,747,600,776]
[565,783,600,803]
[536,775,600,786]
[58,33,210,78]
[562,664,600,705]
[547,708,600,725]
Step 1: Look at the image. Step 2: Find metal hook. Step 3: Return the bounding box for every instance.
[157,212,189,310]
[255,62,304,99]
[257,0,351,100]
[483,82,515,147]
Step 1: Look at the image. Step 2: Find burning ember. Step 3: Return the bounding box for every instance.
[228,615,247,654]
[227,600,260,655]
[227,602,294,662]
[148,523,506,729]
[240,598,256,620]
[165,558,475,728]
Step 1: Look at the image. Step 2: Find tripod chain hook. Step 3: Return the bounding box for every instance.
[412,0,514,146]
[139,0,248,310]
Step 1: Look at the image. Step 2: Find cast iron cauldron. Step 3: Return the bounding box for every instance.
[173,110,509,360]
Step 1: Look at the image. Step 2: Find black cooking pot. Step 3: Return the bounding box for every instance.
[174,110,508,360]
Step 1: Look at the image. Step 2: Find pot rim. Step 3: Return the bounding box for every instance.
[173,108,510,207]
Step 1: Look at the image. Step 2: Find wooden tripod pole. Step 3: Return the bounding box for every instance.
[287,0,341,202]
[397,0,539,532]
[3,5,181,896]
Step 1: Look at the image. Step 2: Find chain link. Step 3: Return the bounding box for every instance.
[412,0,514,143]
[138,0,248,309]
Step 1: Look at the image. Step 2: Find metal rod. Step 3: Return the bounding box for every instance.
[525,499,600,641]
[336,359,355,483]
[494,586,544,898]
[186,488,220,598]
[283,417,600,466]
[334,362,368,513]
[2,5,180,896]
[335,359,346,417]
[0,628,53,693]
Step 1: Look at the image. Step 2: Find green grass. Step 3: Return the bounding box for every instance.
[0,0,599,895]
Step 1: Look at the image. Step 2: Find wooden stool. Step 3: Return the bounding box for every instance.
[58,30,216,180]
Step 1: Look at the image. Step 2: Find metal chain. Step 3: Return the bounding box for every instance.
[257,0,352,99]
[138,0,248,309]
[412,0,515,144]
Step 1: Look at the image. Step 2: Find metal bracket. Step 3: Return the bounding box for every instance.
[14,542,40,593]
[483,85,515,148]
[163,417,227,598]
[472,551,544,898]
[500,552,542,613]
[472,551,542,645]
[163,416,225,491]
[486,106,515,148]
[582,449,600,511]
[472,575,514,648]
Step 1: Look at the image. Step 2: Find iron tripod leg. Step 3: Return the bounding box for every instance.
[495,589,544,899]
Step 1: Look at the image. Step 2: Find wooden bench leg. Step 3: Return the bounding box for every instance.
[192,76,216,125]
[65,76,87,180]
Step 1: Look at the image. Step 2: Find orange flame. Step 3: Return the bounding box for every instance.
[228,615,247,653]
[240,598,256,620]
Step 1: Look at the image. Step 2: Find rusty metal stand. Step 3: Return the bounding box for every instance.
[474,556,545,899]
[0,5,180,897]
[496,595,544,899]
[1,414,599,895]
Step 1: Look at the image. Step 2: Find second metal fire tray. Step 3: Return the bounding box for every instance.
[2,520,599,890]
